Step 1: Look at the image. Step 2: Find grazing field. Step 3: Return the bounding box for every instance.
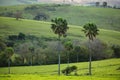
[0,17,120,45]
[0,4,120,31]
[0,58,120,80]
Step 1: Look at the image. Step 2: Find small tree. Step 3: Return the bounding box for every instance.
[15,11,22,20]
[51,18,69,75]
[103,2,107,7]
[5,47,14,74]
[29,47,35,66]
[96,2,100,7]
[64,41,73,67]
[74,46,80,62]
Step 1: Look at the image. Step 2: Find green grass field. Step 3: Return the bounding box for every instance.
[0,58,120,80]
[0,17,120,45]
[0,4,120,31]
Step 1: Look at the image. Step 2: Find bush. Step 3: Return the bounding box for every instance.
[62,65,77,75]
[112,45,120,58]
[33,13,49,21]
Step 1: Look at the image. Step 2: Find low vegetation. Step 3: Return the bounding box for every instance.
[0,58,120,80]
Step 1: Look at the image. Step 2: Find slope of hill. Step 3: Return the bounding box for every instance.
[0,58,120,80]
[38,0,120,7]
[0,0,38,6]
[0,4,120,31]
[0,0,120,7]
[0,17,120,45]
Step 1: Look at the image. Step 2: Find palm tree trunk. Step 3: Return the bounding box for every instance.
[89,40,92,75]
[8,59,10,74]
[58,35,61,75]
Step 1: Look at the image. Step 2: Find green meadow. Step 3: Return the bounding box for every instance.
[0,17,120,45]
[0,4,120,31]
[0,58,120,80]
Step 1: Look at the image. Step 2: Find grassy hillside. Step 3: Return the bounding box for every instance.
[0,4,120,31]
[0,17,120,45]
[0,0,38,6]
[0,58,120,80]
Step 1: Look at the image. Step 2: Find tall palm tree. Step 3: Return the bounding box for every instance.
[5,47,14,74]
[51,18,69,75]
[82,23,99,75]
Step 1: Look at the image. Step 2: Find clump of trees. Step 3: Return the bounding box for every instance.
[95,2,108,7]
[34,13,49,21]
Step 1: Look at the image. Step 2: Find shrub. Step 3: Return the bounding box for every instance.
[112,45,120,58]
[62,65,77,75]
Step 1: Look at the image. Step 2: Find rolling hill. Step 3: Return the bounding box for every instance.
[0,4,120,31]
[0,17,120,45]
[0,0,120,7]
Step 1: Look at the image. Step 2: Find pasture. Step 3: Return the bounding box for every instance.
[0,58,120,80]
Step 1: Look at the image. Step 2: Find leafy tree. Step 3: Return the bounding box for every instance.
[103,2,107,7]
[29,47,35,66]
[112,45,120,58]
[64,41,73,67]
[18,32,25,40]
[0,40,6,52]
[5,47,14,74]
[96,2,100,7]
[74,46,80,62]
[51,18,69,75]
[82,23,99,75]
[15,11,22,20]
[34,13,49,21]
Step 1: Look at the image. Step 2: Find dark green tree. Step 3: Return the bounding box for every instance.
[74,46,80,62]
[29,47,35,66]
[51,18,69,75]
[18,32,25,40]
[5,47,14,74]
[64,41,73,67]
[103,2,107,7]
[82,23,99,75]
[96,2,100,7]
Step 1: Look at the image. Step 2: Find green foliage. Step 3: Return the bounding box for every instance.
[82,23,99,41]
[4,47,14,59]
[64,41,73,51]
[103,2,107,7]
[18,32,25,40]
[34,13,49,21]
[112,45,120,58]
[62,65,77,75]
[51,18,69,37]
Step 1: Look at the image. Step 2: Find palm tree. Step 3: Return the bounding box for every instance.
[5,47,14,74]
[51,18,69,75]
[82,23,99,75]
[64,41,73,67]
